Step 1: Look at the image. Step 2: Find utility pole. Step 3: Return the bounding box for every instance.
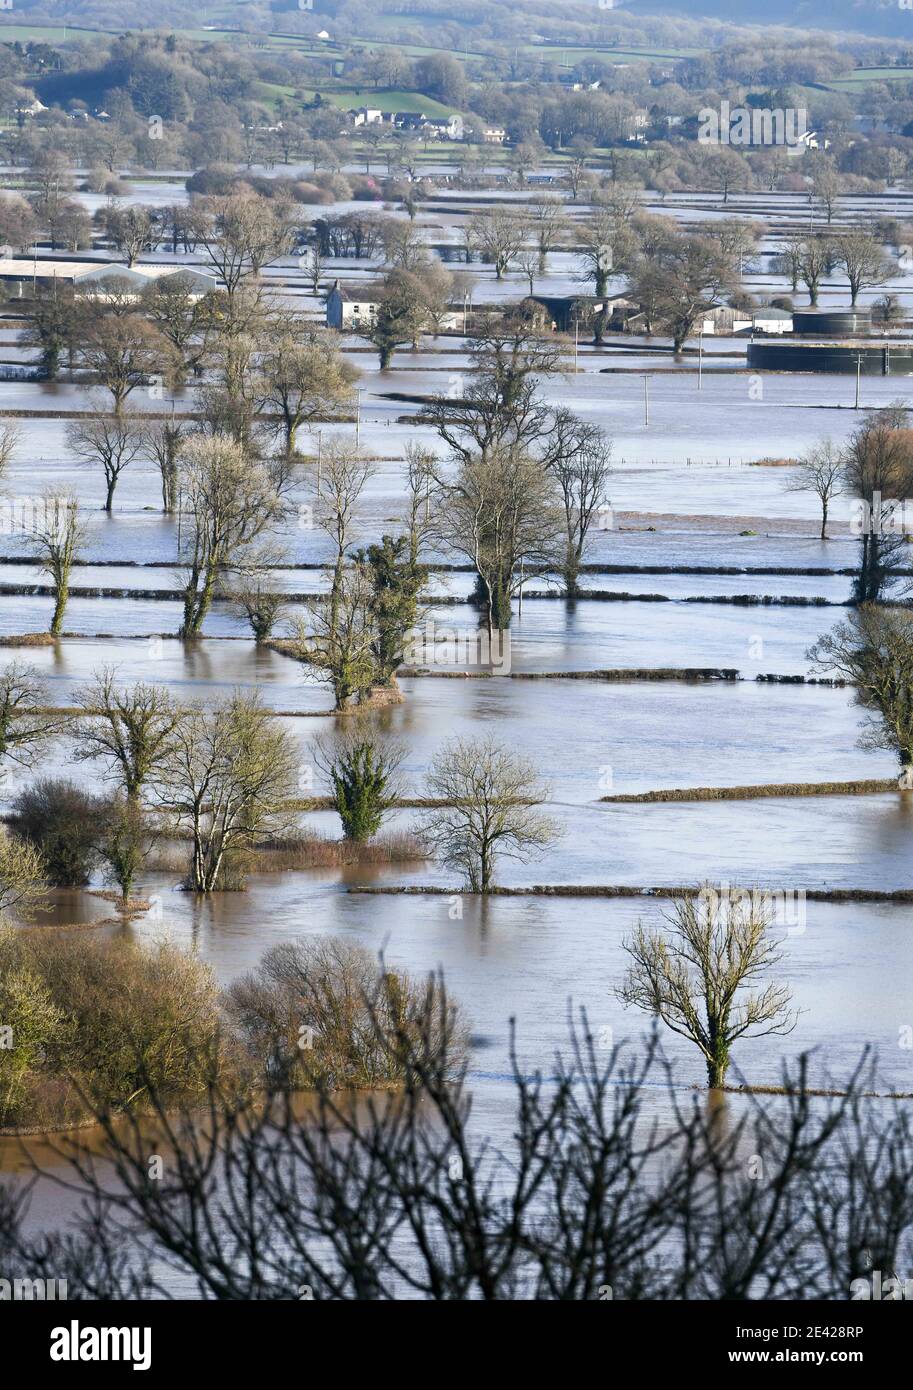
[355,387,362,448]
[316,429,322,488]
[574,314,579,373]
[698,327,703,391]
[643,374,650,427]
[855,354,862,410]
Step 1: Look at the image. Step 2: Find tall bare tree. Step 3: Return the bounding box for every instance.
[74,669,181,802]
[65,411,144,513]
[30,492,84,636]
[152,693,299,892]
[784,439,844,541]
[618,888,798,1089]
[422,736,558,892]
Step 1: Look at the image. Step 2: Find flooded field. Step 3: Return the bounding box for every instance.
[0,154,911,1311]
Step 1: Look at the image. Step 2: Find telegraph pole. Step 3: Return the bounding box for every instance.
[643,375,650,426]
[698,327,704,391]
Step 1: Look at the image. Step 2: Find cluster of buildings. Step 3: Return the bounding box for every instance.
[347,108,468,141]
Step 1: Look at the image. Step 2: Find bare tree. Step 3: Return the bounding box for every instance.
[222,543,288,644]
[0,423,19,481]
[201,193,296,303]
[177,435,286,638]
[529,195,567,273]
[578,206,635,296]
[30,492,84,636]
[65,411,144,513]
[74,668,181,802]
[808,606,913,781]
[546,410,612,594]
[152,693,299,892]
[628,229,735,354]
[257,319,357,456]
[832,229,892,307]
[140,417,185,514]
[0,663,58,772]
[77,311,175,416]
[468,207,532,280]
[431,449,563,633]
[617,887,798,1089]
[797,237,834,307]
[842,407,913,603]
[422,736,559,891]
[784,439,844,540]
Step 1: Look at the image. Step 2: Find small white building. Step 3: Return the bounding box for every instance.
[325,280,379,330]
[350,107,384,127]
[751,307,794,335]
[422,114,465,141]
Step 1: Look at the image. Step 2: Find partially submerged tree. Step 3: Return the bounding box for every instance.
[152,693,299,893]
[257,320,357,457]
[617,888,798,1089]
[177,435,286,637]
[546,410,612,594]
[222,544,288,644]
[431,449,563,633]
[30,492,84,636]
[95,796,154,905]
[0,664,58,773]
[65,411,144,513]
[140,417,185,514]
[422,736,559,892]
[784,439,844,541]
[808,606,913,781]
[842,408,913,603]
[74,669,180,802]
[312,723,406,842]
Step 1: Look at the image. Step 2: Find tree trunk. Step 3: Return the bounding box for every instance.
[50,582,68,636]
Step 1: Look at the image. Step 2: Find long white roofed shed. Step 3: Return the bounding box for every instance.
[0,260,218,297]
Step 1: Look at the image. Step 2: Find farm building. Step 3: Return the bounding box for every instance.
[0,260,218,299]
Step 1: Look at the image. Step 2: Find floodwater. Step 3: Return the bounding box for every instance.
[1,178,912,1282]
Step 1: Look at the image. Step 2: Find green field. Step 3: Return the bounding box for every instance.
[523,44,699,66]
[826,66,913,90]
[0,23,105,43]
[257,82,457,118]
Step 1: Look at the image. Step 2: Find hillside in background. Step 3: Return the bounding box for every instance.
[628,0,913,39]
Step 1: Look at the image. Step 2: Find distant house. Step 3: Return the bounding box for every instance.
[350,107,383,127]
[326,280,380,330]
[525,294,631,332]
[394,112,426,131]
[422,114,464,141]
[15,98,47,120]
[482,125,506,143]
